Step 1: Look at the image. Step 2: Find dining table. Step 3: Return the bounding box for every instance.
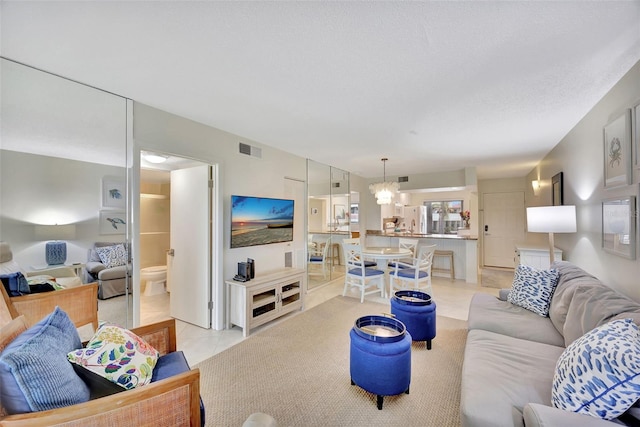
[361,246,413,297]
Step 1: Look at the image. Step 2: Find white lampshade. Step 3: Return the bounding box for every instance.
[526,206,576,233]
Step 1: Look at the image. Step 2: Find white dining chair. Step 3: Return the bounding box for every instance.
[390,244,436,296]
[308,236,331,279]
[388,238,418,270]
[342,243,385,303]
[341,238,376,267]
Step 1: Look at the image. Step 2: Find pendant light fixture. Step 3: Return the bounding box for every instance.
[369,158,399,205]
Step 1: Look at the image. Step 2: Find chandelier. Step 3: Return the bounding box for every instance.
[369,158,399,205]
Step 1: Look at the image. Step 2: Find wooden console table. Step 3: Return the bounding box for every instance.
[226,268,305,337]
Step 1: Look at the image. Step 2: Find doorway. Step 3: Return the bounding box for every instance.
[483,191,525,268]
[138,151,215,329]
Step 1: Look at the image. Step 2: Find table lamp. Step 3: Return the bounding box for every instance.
[526,205,576,264]
[35,224,76,265]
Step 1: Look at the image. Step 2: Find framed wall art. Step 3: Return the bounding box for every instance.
[603,110,632,188]
[552,172,563,206]
[101,176,126,209]
[99,210,126,235]
[602,196,636,259]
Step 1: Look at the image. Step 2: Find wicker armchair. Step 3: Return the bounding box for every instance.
[0,286,201,427]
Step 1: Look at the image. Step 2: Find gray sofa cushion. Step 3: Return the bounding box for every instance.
[461,329,565,427]
[548,261,600,339]
[467,293,565,347]
[562,282,640,347]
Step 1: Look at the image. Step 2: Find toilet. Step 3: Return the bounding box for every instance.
[141,265,167,296]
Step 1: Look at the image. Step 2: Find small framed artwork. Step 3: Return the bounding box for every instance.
[350,204,359,223]
[552,172,563,206]
[634,100,640,167]
[102,176,126,209]
[603,110,632,188]
[311,207,318,215]
[602,196,636,259]
[333,204,346,220]
[99,210,126,235]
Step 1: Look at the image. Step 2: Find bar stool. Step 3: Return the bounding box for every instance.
[433,250,455,280]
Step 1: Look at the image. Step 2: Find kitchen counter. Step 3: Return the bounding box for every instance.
[366,231,478,240]
[365,233,479,283]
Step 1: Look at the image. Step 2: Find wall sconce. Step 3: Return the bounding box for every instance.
[531,180,541,196]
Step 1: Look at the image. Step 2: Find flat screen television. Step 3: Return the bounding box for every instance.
[231,195,295,248]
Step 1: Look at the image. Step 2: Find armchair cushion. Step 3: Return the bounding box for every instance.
[0,307,89,414]
[95,244,128,269]
[152,350,206,426]
[97,264,129,281]
[67,323,159,390]
[85,261,106,275]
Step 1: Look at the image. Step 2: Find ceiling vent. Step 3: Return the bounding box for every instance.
[332,182,341,188]
[239,142,262,159]
[398,176,409,183]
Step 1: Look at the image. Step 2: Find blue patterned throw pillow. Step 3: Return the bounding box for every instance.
[95,244,128,268]
[507,264,559,316]
[552,318,640,420]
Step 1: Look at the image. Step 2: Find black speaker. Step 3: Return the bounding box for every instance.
[247,258,255,279]
[236,262,250,281]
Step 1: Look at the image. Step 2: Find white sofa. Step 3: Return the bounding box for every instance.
[461,261,640,427]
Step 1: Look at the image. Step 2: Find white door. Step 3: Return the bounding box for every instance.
[169,165,212,328]
[483,192,525,268]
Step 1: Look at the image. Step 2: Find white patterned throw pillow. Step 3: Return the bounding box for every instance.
[67,324,159,390]
[507,264,559,316]
[552,318,640,420]
[95,244,127,268]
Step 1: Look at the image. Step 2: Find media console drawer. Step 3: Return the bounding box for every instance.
[226,268,305,337]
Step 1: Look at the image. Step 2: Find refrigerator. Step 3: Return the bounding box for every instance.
[402,206,427,234]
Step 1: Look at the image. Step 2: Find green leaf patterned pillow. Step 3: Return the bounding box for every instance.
[67,324,159,390]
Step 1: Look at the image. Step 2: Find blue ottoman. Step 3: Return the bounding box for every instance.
[350,315,412,410]
[391,290,436,350]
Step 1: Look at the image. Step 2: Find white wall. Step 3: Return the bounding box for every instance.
[525,60,640,300]
[0,150,126,267]
[133,103,307,283]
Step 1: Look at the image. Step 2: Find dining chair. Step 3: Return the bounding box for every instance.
[388,238,418,270]
[309,236,331,279]
[341,238,376,267]
[342,243,385,303]
[390,244,436,296]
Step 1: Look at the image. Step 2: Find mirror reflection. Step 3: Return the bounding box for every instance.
[307,160,350,290]
[0,58,131,332]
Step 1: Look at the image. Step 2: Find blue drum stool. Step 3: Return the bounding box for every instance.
[349,315,412,410]
[391,290,436,349]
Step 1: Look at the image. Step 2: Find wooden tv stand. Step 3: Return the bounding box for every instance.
[226,268,305,337]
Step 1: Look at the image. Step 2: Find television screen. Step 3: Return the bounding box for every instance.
[231,195,295,248]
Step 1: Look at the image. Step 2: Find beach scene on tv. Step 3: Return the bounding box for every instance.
[231,195,295,248]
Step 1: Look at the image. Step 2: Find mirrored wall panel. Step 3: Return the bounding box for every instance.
[0,58,132,329]
[307,159,350,290]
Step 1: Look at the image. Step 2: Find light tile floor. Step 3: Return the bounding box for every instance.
[140,274,503,366]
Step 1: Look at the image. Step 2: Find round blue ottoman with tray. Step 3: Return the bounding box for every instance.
[349,314,412,410]
[390,290,436,349]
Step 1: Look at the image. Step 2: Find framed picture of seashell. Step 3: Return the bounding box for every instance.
[603,109,631,188]
[102,176,126,208]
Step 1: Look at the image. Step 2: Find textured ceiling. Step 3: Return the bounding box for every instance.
[2,1,639,179]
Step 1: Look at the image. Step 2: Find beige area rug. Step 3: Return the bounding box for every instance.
[196,296,468,427]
